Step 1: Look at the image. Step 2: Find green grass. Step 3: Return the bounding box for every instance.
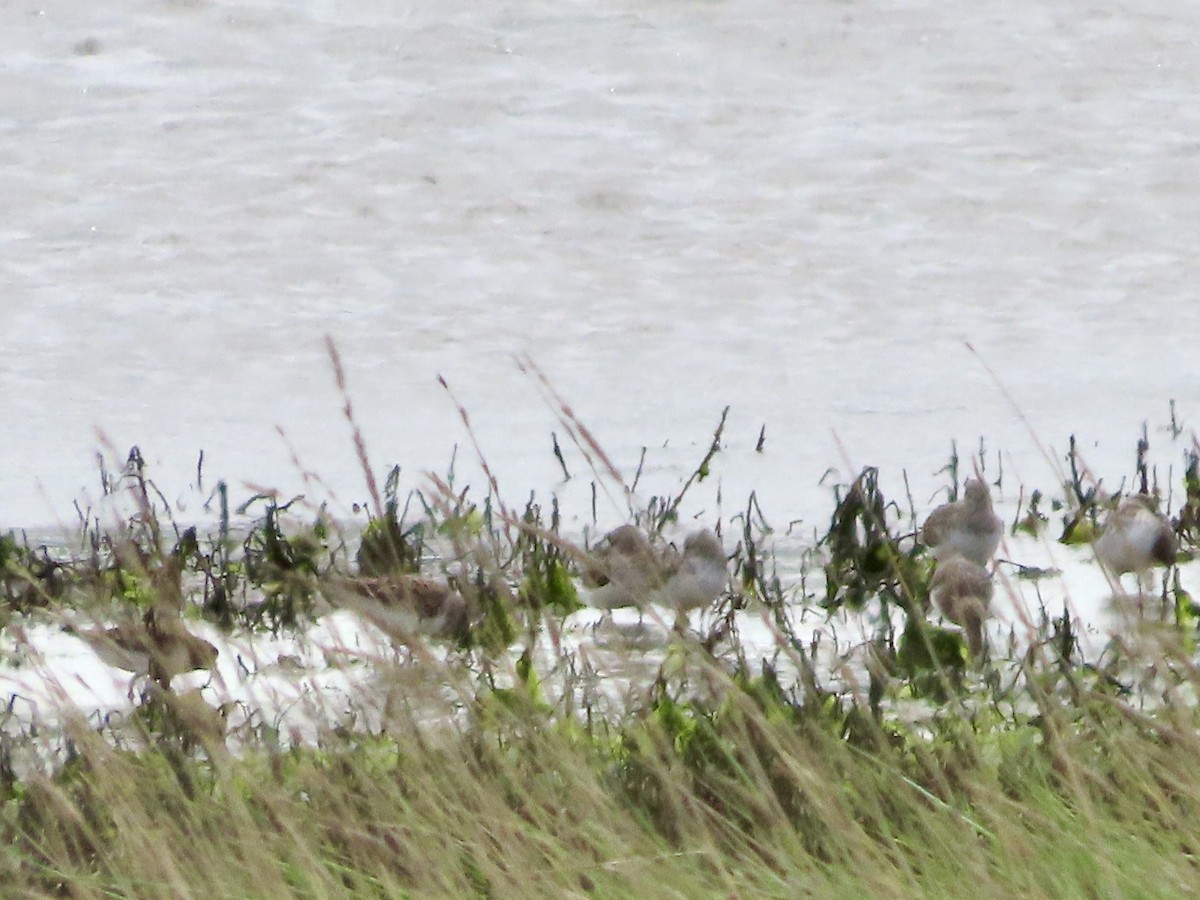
[3,646,1199,898]
[2,376,1200,896]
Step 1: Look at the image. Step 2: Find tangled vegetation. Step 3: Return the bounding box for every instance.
[1,388,1199,897]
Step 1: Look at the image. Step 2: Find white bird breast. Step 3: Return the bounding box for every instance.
[1096,508,1168,574]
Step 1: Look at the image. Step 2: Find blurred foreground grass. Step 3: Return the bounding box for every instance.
[2,384,1200,896]
[4,641,1199,898]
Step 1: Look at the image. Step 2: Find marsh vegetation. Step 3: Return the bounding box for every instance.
[1,373,1199,897]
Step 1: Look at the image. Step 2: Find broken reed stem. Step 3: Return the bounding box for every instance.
[661,405,730,525]
[325,336,384,521]
[630,447,647,495]
[551,432,571,480]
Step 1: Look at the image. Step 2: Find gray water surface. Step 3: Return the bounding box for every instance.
[3,0,1198,532]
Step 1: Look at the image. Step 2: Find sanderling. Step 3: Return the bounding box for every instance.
[929,554,993,657]
[334,574,473,643]
[921,479,1003,566]
[78,607,218,688]
[1094,494,1176,592]
[581,525,666,611]
[661,529,728,615]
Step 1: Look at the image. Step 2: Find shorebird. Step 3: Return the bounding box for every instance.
[660,530,728,616]
[164,688,233,752]
[78,607,219,688]
[332,574,473,643]
[921,479,1004,566]
[929,554,993,657]
[581,525,666,611]
[1093,494,1177,591]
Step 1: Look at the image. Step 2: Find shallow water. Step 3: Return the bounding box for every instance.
[3,2,1199,603]
[1,531,1188,749]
